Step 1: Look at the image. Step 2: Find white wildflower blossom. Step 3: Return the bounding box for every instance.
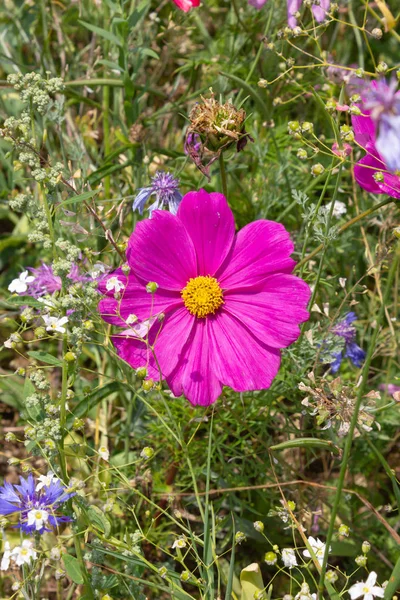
[42,314,69,333]
[98,445,110,461]
[8,271,35,294]
[35,471,59,492]
[27,508,49,531]
[303,536,331,564]
[281,548,298,569]
[348,572,384,600]
[106,276,125,293]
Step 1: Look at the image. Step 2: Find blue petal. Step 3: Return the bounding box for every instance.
[0,481,21,505]
[168,191,183,215]
[330,352,343,373]
[345,342,366,368]
[132,188,153,214]
[344,312,357,324]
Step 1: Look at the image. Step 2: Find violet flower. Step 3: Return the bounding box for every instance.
[132,171,183,217]
[352,80,400,199]
[250,0,331,29]
[0,474,75,535]
[25,263,87,298]
[330,312,366,373]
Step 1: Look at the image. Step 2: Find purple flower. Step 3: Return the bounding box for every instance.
[0,474,75,535]
[363,78,400,173]
[251,0,331,26]
[25,263,86,298]
[132,171,183,217]
[184,132,201,155]
[330,312,366,373]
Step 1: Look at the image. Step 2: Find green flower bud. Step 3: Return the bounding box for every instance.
[136,367,148,379]
[338,523,350,537]
[326,570,338,583]
[355,555,367,567]
[311,163,325,177]
[142,379,154,392]
[253,520,264,532]
[5,432,17,442]
[362,541,371,554]
[146,281,159,293]
[140,446,154,460]
[373,171,384,182]
[34,327,46,338]
[64,352,76,363]
[158,566,168,578]
[297,148,308,160]
[376,62,388,74]
[264,551,278,565]
[235,531,246,544]
[180,570,191,582]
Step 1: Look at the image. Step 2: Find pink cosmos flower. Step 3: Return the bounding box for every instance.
[98,190,310,406]
[172,0,200,12]
[352,107,400,200]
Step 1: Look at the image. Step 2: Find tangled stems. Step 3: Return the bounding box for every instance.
[318,241,400,598]
[295,196,399,272]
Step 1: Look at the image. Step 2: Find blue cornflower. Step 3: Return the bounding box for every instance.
[0,474,75,535]
[364,78,400,173]
[330,312,366,373]
[132,171,183,217]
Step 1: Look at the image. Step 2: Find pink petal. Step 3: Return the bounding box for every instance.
[172,0,199,11]
[217,221,295,290]
[98,272,181,325]
[177,190,235,276]
[352,112,376,147]
[208,311,281,392]
[378,172,400,199]
[354,151,385,194]
[312,0,330,22]
[167,319,222,406]
[112,306,194,380]
[224,274,310,348]
[127,210,197,290]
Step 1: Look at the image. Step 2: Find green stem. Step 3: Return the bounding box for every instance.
[219,154,228,198]
[318,242,400,596]
[103,83,111,198]
[296,197,398,272]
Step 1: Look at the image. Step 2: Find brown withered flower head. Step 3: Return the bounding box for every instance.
[299,372,379,438]
[185,92,253,178]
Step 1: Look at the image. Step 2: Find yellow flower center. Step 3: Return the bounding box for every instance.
[21,549,28,555]
[35,511,42,519]
[181,276,223,318]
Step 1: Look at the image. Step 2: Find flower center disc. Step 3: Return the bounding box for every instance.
[181,276,223,318]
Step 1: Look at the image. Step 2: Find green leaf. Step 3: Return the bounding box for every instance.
[240,563,265,600]
[140,48,159,60]
[384,555,400,600]
[66,382,127,428]
[86,506,111,537]
[6,295,43,309]
[62,554,84,585]
[78,20,122,46]
[270,438,341,456]
[27,351,63,367]
[57,190,98,208]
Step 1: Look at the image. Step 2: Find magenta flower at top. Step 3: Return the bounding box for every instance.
[99,190,310,406]
[172,0,200,11]
[352,80,400,199]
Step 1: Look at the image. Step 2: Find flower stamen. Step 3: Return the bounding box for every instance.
[181,276,223,318]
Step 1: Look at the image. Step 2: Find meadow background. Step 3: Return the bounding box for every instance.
[0,0,399,599]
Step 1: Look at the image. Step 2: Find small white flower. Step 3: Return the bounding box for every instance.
[0,542,11,570]
[27,508,49,531]
[281,548,298,569]
[348,572,384,600]
[38,297,57,311]
[106,276,124,293]
[172,536,187,550]
[8,271,35,294]
[326,200,347,218]
[50,547,61,561]
[11,540,37,566]
[35,472,59,492]
[4,334,20,349]
[303,536,330,564]
[42,315,69,334]
[91,262,107,279]
[98,445,110,461]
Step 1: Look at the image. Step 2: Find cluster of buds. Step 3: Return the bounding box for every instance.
[185,93,252,178]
